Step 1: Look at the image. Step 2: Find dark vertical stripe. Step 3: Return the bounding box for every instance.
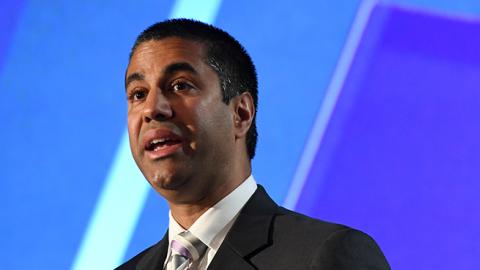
[0,0,26,73]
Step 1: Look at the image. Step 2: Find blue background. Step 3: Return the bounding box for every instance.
[1,0,479,269]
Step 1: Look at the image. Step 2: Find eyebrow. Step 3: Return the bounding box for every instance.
[125,72,144,89]
[125,62,198,90]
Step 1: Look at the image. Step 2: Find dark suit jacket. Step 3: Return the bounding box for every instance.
[116,185,390,269]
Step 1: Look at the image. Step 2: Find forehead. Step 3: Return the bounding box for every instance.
[127,38,207,76]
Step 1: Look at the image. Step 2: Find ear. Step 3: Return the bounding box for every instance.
[231,92,255,139]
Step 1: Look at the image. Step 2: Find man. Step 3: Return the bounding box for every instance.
[116,19,390,270]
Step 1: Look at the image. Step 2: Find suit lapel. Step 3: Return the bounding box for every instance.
[136,231,169,270]
[207,185,279,270]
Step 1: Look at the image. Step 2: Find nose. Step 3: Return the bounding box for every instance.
[142,90,173,122]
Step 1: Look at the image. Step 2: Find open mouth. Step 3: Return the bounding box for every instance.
[145,137,182,152]
[142,129,184,159]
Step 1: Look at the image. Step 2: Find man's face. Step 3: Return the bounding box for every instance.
[126,38,237,203]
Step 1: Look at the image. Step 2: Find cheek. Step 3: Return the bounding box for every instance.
[181,101,203,151]
[178,97,233,149]
[198,103,233,139]
[127,111,142,151]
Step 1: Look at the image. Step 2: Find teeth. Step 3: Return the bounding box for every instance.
[151,138,167,145]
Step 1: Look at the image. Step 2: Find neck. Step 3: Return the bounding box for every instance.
[169,203,211,229]
[169,167,251,229]
[168,147,252,229]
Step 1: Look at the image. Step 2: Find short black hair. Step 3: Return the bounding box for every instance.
[129,18,258,159]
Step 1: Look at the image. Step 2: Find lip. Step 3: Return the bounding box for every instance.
[142,128,183,159]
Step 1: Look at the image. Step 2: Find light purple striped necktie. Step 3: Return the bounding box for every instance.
[170,231,207,270]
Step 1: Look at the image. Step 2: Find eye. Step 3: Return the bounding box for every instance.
[171,80,194,92]
[128,89,147,101]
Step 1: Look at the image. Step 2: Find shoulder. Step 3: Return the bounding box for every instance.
[309,227,391,269]
[273,206,350,240]
[270,208,391,269]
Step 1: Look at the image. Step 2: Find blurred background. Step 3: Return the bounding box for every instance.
[1,0,479,269]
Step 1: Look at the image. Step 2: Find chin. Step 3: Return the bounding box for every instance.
[148,170,189,191]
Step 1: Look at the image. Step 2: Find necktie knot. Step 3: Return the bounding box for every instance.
[170,231,207,269]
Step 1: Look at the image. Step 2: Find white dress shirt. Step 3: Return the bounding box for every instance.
[163,175,257,270]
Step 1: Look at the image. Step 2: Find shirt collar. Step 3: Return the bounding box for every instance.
[167,175,257,251]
